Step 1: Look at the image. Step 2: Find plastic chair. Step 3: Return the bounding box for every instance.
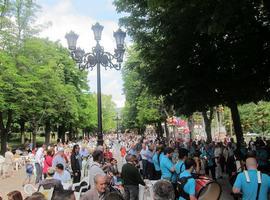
[139,184,145,200]
[72,177,90,200]
[2,162,12,178]
[24,184,38,195]
[39,185,54,200]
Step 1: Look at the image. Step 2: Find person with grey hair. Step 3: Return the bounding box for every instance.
[125,154,132,162]
[153,180,175,200]
[52,147,66,168]
[81,174,108,200]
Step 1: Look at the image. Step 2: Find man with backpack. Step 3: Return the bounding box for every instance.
[232,157,270,200]
[175,148,189,177]
[178,158,197,200]
[160,147,175,181]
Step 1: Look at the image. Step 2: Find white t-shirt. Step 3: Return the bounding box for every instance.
[35,148,44,165]
[140,148,148,160]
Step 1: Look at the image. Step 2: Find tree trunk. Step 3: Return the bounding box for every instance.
[32,118,38,148]
[164,121,170,140]
[32,121,38,148]
[76,128,79,140]
[30,132,32,144]
[45,120,51,145]
[68,123,73,141]
[157,121,163,138]
[229,101,243,148]
[0,128,8,155]
[202,108,213,143]
[138,128,142,135]
[0,110,12,155]
[58,125,65,143]
[188,115,194,140]
[19,118,25,144]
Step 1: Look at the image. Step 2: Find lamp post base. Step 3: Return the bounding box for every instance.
[97,137,103,146]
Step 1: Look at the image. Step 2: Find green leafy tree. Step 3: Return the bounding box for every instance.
[0,51,21,154]
[114,0,270,147]
[121,46,164,134]
[0,0,41,152]
[101,94,117,132]
[77,93,97,136]
[239,101,270,135]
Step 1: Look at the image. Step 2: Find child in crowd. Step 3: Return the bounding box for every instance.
[23,160,34,186]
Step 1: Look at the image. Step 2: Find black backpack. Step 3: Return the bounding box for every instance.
[176,176,193,200]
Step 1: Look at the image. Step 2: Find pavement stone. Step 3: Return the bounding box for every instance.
[218,176,234,200]
[0,168,30,199]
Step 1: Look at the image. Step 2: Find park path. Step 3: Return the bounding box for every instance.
[0,168,29,199]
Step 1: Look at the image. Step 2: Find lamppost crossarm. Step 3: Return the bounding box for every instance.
[66,23,126,145]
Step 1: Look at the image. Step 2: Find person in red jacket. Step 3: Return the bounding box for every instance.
[43,149,54,179]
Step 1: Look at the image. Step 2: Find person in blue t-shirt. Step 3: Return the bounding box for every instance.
[146,144,155,180]
[160,147,175,181]
[175,148,189,178]
[201,144,216,180]
[152,145,163,180]
[233,157,270,200]
[179,158,197,200]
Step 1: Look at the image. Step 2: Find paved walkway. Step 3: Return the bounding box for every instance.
[0,168,30,199]
[218,176,233,200]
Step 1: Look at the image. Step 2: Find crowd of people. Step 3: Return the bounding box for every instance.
[1,133,270,200]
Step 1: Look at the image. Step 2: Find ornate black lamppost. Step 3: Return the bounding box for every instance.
[65,23,126,145]
[114,114,121,140]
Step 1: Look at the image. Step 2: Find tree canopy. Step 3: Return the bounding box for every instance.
[121,46,164,133]
[0,0,118,154]
[114,0,270,146]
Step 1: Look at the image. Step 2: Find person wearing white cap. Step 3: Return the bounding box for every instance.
[38,167,63,191]
[52,147,66,169]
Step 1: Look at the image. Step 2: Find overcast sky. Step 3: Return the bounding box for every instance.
[36,0,128,108]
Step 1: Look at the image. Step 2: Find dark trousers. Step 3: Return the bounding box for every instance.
[124,185,139,200]
[73,171,81,183]
[205,165,216,180]
[154,170,161,180]
[147,162,155,180]
[172,182,182,199]
[219,156,226,173]
[35,163,42,184]
[142,159,148,179]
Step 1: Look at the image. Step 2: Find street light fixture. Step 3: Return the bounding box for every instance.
[92,22,103,41]
[65,23,126,145]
